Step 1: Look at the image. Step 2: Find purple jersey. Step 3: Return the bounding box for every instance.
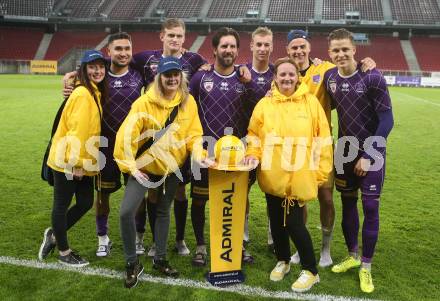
[246,62,274,102]
[324,66,392,148]
[102,68,144,138]
[132,50,207,86]
[189,67,258,139]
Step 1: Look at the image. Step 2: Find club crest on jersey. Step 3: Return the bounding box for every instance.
[312,74,321,84]
[203,80,214,92]
[220,82,229,91]
[235,83,244,93]
[329,80,337,93]
[355,82,366,93]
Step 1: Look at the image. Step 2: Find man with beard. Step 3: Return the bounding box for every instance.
[188,27,257,266]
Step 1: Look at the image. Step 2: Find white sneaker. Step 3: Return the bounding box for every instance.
[318,250,333,267]
[291,270,320,293]
[175,240,190,256]
[270,261,290,281]
[135,242,145,255]
[96,241,112,257]
[290,251,300,264]
[147,243,156,257]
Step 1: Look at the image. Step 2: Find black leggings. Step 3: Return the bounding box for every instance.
[266,194,318,275]
[52,170,94,251]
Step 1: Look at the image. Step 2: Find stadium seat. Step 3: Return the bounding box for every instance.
[207,0,263,18]
[390,0,440,24]
[266,0,315,23]
[411,37,440,71]
[322,0,383,21]
[0,28,44,60]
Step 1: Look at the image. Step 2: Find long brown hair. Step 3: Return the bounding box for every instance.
[75,60,109,108]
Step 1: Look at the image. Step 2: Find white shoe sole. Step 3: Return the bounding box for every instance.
[291,274,320,293]
[58,260,89,268]
[38,228,52,261]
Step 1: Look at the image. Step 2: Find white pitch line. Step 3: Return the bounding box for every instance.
[392,91,440,107]
[0,256,380,301]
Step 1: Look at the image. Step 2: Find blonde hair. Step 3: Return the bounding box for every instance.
[150,71,189,107]
[273,57,301,91]
[252,26,273,40]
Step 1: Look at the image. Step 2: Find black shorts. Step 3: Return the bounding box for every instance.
[95,142,128,193]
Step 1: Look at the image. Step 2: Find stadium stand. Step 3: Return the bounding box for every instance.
[107,0,153,19]
[266,0,315,23]
[390,0,440,24]
[207,0,263,18]
[44,31,106,60]
[411,37,440,71]
[62,0,113,18]
[0,0,54,17]
[322,0,383,21]
[155,0,203,18]
[0,27,44,60]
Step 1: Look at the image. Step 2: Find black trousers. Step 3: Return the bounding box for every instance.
[52,170,94,251]
[266,194,318,275]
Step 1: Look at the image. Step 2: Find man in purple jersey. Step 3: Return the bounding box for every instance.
[245,27,275,257]
[324,28,394,293]
[130,18,208,257]
[62,32,145,257]
[189,27,258,266]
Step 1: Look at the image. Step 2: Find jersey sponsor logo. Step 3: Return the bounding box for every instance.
[113,80,123,88]
[312,74,321,84]
[257,76,266,85]
[329,80,337,93]
[203,79,214,92]
[129,81,139,87]
[234,83,244,93]
[341,82,350,92]
[369,184,377,191]
[220,82,229,91]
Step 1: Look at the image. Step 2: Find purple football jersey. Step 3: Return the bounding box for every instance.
[324,66,392,147]
[246,62,274,102]
[132,50,207,86]
[189,67,258,139]
[102,68,144,138]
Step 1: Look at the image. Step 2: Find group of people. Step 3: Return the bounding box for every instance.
[37,18,393,294]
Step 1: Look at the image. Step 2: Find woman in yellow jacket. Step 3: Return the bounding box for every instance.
[245,57,332,292]
[114,57,204,288]
[38,50,108,267]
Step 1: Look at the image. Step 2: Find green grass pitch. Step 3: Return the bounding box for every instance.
[0,74,439,300]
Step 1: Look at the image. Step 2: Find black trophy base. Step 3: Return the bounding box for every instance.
[206,270,245,286]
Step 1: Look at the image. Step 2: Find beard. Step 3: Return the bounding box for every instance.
[217,54,236,68]
[112,59,129,68]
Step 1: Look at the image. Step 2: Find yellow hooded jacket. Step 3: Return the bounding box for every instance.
[246,82,333,206]
[47,84,102,176]
[114,88,204,176]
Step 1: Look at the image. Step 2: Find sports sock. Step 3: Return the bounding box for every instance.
[174,198,188,241]
[361,261,372,271]
[136,232,143,244]
[341,194,359,254]
[96,214,108,237]
[98,235,109,246]
[321,226,333,253]
[191,202,206,246]
[362,195,379,261]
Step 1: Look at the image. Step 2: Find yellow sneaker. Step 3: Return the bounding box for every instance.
[359,268,375,293]
[331,256,361,273]
[291,270,320,293]
[270,261,290,281]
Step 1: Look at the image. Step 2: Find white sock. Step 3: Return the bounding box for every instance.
[98,235,109,246]
[349,251,359,259]
[243,213,249,242]
[361,261,372,271]
[321,226,333,253]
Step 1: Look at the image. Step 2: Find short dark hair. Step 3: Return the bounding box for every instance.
[107,32,131,45]
[328,28,354,45]
[212,27,240,49]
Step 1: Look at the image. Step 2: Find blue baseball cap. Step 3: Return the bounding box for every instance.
[81,50,105,64]
[287,30,310,44]
[157,56,182,74]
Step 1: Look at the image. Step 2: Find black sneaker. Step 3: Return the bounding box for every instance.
[125,260,144,288]
[58,251,89,267]
[38,228,56,261]
[153,259,179,277]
